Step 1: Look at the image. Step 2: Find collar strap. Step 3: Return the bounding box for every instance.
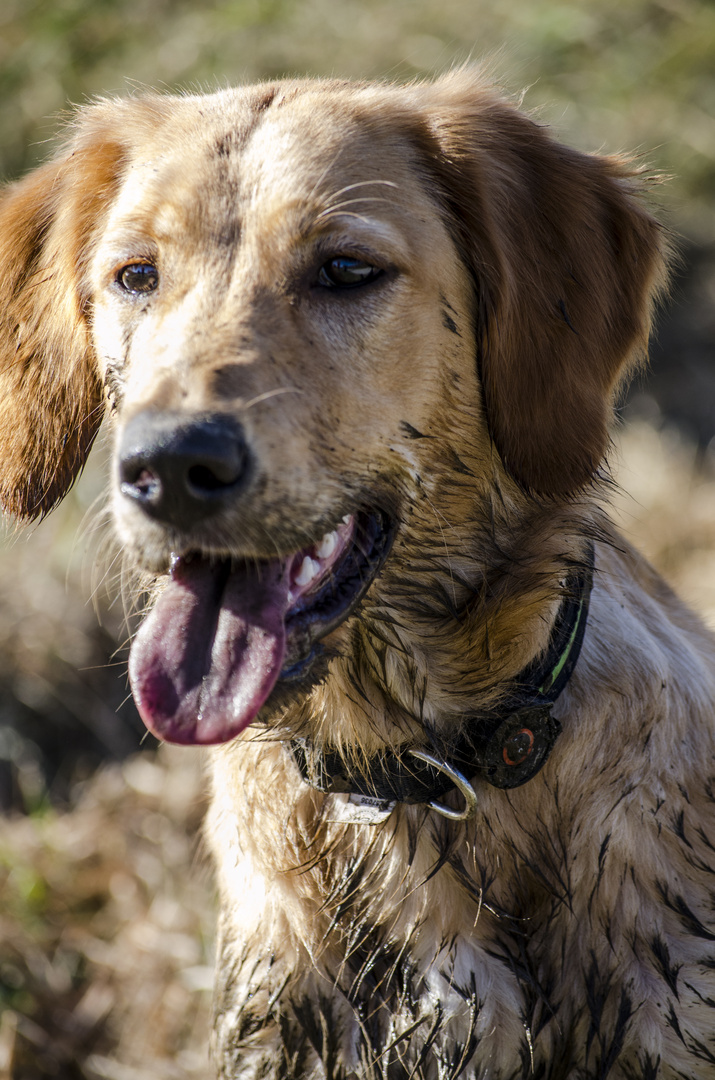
[291,545,594,806]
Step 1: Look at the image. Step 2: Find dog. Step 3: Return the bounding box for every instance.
[2,70,714,1078]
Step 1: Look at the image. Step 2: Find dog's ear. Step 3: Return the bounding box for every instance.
[415,75,667,496]
[0,121,126,520]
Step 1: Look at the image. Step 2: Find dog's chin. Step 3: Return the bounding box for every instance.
[252,645,335,733]
[126,509,394,745]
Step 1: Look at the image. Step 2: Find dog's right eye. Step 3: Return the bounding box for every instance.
[318,257,383,289]
[117,263,159,294]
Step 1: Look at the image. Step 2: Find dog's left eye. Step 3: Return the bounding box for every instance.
[117,263,159,294]
[318,257,383,289]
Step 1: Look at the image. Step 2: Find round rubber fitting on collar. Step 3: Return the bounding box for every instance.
[477,706,562,789]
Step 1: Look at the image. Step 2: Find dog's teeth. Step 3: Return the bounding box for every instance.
[342,514,351,525]
[316,530,338,559]
[295,555,321,587]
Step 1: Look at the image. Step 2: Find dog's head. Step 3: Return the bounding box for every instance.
[0,73,665,747]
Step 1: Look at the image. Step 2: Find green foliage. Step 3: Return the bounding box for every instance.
[0,0,712,232]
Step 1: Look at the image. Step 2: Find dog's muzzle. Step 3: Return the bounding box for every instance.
[116,410,395,746]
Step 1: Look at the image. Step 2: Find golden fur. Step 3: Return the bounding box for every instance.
[2,72,715,1078]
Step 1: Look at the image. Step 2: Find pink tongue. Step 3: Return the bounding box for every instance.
[128,557,289,745]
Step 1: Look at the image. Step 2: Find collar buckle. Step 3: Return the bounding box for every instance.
[408,749,478,820]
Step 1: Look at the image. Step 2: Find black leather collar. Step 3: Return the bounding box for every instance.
[291,545,594,808]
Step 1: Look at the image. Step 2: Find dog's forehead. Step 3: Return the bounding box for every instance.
[237,93,438,249]
[105,85,438,249]
[235,88,422,194]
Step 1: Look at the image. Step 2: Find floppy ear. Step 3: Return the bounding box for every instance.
[416,76,667,496]
[0,125,125,520]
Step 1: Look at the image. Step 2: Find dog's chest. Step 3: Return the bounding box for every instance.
[210,806,594,1080]
[210,782,715,1080]
[213,889,534,1079]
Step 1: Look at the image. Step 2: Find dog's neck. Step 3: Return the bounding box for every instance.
[290,544,594,816]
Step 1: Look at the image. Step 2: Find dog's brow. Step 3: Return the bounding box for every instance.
[305,214,410,257]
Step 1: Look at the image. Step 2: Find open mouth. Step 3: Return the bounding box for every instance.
[128,511,393,745]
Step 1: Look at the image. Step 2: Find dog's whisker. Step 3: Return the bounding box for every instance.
[315,196,396,220]
[314,210,377,227]
[240,386,303,411]
[323,179,399,201]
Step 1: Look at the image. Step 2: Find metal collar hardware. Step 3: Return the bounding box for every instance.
[408,749,478,820]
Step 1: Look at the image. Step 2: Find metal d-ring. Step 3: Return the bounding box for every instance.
[408,749,478,821]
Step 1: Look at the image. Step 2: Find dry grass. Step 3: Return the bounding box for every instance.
[611,420,715,628]
[0,747,213,1080]
[1,417,715,1079]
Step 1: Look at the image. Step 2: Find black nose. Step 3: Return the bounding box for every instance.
[118,412,250,529]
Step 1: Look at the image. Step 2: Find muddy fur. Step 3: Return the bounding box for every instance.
[2,71,715,1078]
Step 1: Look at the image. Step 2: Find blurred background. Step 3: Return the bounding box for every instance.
[0,1,713,1076]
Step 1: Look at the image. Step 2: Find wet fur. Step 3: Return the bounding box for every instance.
[2,72,715,1077]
